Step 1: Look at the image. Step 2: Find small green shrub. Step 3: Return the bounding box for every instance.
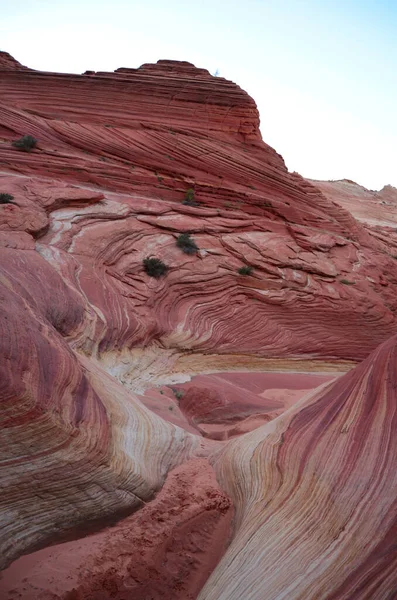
[182,188,200,207]
[143,257,168,278]
[12,135,38,152]
[238,265,253,276]
[172,388,184,401]
[0,193,15,204]
[185,188,195,202]
[340,279,355,285]
[176,233,198,255]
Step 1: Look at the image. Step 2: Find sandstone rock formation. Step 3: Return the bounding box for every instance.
[313,178,397,258]
[2,339,397,599]
[201,334,397,599]
[1,51,397,599]
[1,53,397,362]
[0,459,234,600]
[161,372,335,440]
[312,179,397,228]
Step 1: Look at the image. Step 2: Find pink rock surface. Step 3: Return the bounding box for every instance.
[200,334,397,599]
[1,54,397,362]
[313,179,397,265]
[0,459,233,600]
[163,372,336,439]
[312,179,397,228]
[2,52,397,599]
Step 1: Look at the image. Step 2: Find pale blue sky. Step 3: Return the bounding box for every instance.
[1,0,396,189]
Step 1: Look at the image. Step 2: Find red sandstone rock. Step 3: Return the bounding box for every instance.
[200,335,397,599]
[0,234,202,569]
[2,52,397,599]
[311,179,397,228]
[312,179,397,267]
[166,372,335,439]
[1,53,396,361]
[0,51,29,70]
[0,459,233,600]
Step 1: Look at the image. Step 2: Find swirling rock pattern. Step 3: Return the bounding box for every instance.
[0,232,204,569]
[1,53,397,361]
[1,52,397,598]
[200,335,397,599]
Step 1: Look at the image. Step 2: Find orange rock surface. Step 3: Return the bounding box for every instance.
[1,52,397,599]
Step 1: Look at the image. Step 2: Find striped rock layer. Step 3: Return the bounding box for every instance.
[312,178,397,256]
[200,335,397,599]
[1,53,397,361]
[1,52,397,598]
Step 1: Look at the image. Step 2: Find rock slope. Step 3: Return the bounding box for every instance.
[1,53,397,363]
[1,52,397,599]
[200,334,397,599]
[313,178,397,259]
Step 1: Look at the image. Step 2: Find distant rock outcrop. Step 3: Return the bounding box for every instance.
[0,51,29,70]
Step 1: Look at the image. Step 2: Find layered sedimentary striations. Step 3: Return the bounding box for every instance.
[312,179,397,228]
[200,335,397,599]
[0,459,234,600]
[1,54,397,363]
[1,52,397,599]
[313,178,397,258]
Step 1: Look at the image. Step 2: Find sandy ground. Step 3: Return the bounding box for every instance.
[0,459,233,600]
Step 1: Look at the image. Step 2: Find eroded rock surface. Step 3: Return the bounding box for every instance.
[200,335,397,599]
[0,459,233,600]
[1,54,397,361]
[1,52,397,599]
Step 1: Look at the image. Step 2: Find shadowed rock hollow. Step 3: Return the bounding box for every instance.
[1,52,397,599]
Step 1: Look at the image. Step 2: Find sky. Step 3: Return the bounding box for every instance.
[1,0,396,190]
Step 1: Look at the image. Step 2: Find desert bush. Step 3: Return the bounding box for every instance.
[143,257,168,278]
[0,193,15,204]
[182,188,200,207]
[238,265,253,276]
[171,388,184,401]
[340,278,355,285]
[185,188,195,202]
[12,135,38,152]
[176,233,198,255]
